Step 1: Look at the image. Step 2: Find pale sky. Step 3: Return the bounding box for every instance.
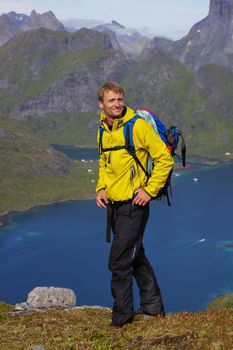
[0,0,210,39]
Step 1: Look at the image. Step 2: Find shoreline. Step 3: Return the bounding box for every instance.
[0,196,96,229]
[52,144,98,150]
[0,156,232,229]
[0,214,8,228]
[173,156,233,175]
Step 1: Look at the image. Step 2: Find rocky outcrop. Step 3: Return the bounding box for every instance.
[177,0,233,70]
[8,51,131,120]
[1,28,131,120]
[61,18,103,32]
[0,10,65,47]
[9,70,99,119]
[0,14,17,46]
[152,0,233,71]
[94,20,151,57]
[28,10,65,31]
[100,29,122,52]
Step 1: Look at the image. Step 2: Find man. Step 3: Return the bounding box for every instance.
[96,81,174,327]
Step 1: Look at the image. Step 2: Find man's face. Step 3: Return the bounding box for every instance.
[99,90,125,119]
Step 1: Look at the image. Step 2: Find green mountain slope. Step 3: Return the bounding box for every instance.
[121,48,233,156]
[0,117,97,214]
[18,112,98,146]
[0,27,132,117]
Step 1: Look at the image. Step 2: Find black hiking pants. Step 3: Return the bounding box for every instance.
[108,201,165,326]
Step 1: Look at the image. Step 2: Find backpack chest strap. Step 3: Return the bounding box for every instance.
[99,115,141,154]
[98,115,149,179]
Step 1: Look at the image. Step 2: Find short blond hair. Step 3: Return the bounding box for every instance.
[98,81,124,101]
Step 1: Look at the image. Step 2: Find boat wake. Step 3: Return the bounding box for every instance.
[186,238,206,249]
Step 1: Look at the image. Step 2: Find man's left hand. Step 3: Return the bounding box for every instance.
[132,188,151,206]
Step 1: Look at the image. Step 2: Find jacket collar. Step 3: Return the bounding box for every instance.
[100,106,135,130]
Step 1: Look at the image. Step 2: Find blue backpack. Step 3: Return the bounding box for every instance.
[99,108,186,205]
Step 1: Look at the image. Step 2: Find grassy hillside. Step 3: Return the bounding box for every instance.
[17,112,98,146]
[208,293,233,310]
[0,302,232,349]
[0,27,131,119]
[121,49,233,157]
[0,116,98,215]
[0,28,115,113]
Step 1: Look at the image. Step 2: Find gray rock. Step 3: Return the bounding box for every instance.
[31,345,47,350]
[74,305,111,311]
[15,302,30,311]
[27,287,76,309]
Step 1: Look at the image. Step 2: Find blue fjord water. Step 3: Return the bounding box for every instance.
[0,158,232,313]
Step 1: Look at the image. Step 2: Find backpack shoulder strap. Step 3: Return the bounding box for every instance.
[98,125,104,155]
[99,114,140,154]
[99,115,149,179]
[98,124,126,154]
[123,115,140,155]
[124,115,150,179]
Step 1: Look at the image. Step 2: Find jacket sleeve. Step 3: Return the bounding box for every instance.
[134,120,174,198]
[96,130,106,193]
[96,152,107,193]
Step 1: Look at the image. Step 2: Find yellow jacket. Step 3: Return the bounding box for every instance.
[96,106,174,202]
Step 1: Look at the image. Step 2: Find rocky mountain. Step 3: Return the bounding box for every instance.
[61,18,103,32]
[5,12,30,29]
[0,10,65,46]
[0,28,131,123]
[150,0,233,72]
[0,11,150,57]
[0,14,232,157]
[121,46,233,156]
[0,14,17,47]
[93,20,151,57]
[0,26,232,156]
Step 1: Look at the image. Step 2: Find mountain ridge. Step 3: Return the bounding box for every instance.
[0,10,65,46]
[0,11,152,57]
[151,0,233,71]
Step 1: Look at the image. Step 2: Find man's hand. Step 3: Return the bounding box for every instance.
[96,189,109,208]
[132,188,151,206]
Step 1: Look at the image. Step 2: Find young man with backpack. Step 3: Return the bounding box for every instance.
[96,81,174,327]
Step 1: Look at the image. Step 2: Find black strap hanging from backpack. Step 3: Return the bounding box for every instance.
[180,132,186,167]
